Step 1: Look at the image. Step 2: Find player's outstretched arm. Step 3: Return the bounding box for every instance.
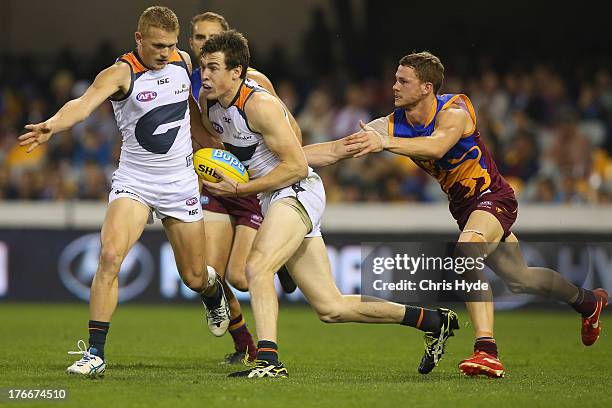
[203,92,307,197]
[302,137,362,167]
[18,63,130,152]
[348,108,468,160]
[246,69,303,145]
[387,108,466,159]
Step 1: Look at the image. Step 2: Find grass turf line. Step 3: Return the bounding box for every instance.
[0,303,610,408]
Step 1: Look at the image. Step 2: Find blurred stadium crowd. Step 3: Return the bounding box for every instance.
[1,40,611,204]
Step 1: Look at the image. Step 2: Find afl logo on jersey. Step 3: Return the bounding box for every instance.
[136,91,157,102]
[211,121,224,134]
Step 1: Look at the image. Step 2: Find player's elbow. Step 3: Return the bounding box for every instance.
[429,146,447,160]
[288,160,308,180]
[296,162,308,179]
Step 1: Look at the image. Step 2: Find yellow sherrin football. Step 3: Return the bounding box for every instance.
[193,148,249,183]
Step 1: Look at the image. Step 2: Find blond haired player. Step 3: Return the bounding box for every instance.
[198,30,460,378]
[19,6,231,377]
[188,12,300,364]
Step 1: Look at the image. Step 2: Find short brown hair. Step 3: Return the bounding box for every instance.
[137,6,179,35]
[201,30,250,79]
[399,52,445,94]
[190,12,229,36]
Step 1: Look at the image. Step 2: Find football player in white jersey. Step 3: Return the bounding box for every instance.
[198,30,459,378]
[187,12,301,364]
[18,6,230,377]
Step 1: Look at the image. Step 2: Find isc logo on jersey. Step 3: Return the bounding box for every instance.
[193,148,249,183]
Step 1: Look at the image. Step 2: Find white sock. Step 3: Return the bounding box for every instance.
[206,265,217,289]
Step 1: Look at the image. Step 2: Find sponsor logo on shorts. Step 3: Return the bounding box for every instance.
[200,195,210,205]
[477,201,493,209]
[251,214,263,225]
[291,183,306,195]
[211,121,224,134]
[188,208,199,216]
[185,153,193,167]
[186,197,199,206]
[136,91,157,102]
[115,189,138,197]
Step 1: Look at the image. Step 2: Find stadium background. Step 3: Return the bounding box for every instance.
[0,1,610,407]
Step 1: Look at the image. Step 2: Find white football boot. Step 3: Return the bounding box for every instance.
[66,340,106,377]
[203,278,230,336]
[201,266,230,336]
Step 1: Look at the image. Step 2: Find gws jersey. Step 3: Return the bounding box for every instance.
[111,50,195,182]
[206,78,284,179]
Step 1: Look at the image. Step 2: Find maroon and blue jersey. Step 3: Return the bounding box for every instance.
[387,94,515,223]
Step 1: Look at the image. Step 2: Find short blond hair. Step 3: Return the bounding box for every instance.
[137,6,179,35]
[190,12,229,36]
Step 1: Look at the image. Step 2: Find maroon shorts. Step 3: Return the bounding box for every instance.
[200,187,263,230]
[452,188,518,240]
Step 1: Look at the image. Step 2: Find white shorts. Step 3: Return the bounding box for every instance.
[259,168,325,238]
[109,170,203,224]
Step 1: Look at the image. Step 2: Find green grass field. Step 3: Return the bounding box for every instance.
[0,303,610,408]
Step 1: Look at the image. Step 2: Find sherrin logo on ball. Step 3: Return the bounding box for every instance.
[193,148,249,183]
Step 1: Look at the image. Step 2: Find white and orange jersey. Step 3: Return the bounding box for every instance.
[207,78,285,179]
[111,49,194,182]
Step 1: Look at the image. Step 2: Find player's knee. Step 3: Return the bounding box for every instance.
[226,260,249,291]
[227,272,248,292]
[315,302,345,324]
[98,244,125,274]
[245,250,272,285]
[179,266,207,292]
[507,280,528,294]
[505,272,532,294]
[181,273,207,292]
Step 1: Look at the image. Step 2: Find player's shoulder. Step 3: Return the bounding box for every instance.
[435,106,470,127]
[96,59,132,86]
[246,68,270,83]
[178,50,192,67]
[246,68,277,95]
[244,88,280,112]
[241,89,284,132]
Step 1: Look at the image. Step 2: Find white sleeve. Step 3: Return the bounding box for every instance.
[366,116,390,136]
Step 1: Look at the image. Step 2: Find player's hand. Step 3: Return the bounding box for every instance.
[333,136,363,159]
[201,169,240,197]
[346,120,389,158]
[18,122,54,153]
